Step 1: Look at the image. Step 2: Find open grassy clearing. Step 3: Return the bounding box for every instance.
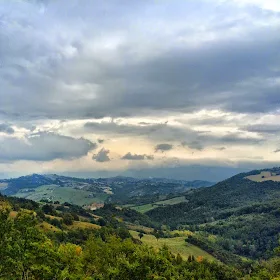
[130,230,217,261]
[126,223,154,233]
[131,203,157,213]
[37,219,100,233]
[68,221,101,230]
[14,184,108,206]
[131,196,187,213]
[37,221,62,233]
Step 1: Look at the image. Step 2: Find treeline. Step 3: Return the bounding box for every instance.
[95,203,159,228]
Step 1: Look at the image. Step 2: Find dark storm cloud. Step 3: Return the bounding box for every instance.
[84,121,167,136]
[0,123,14,134]
[0,0,280,123]
[92,148,110,162]
[0,133,96,161]
[242,124,280,134]
[122,152,154,160]
[155,144,173,152]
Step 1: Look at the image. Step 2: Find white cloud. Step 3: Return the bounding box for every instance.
[229,0,280,11]
[0,0,280,179]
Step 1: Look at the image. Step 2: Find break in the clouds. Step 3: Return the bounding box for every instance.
[0,0,280,179]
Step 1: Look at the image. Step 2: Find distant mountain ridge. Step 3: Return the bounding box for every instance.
[0,173,214,205]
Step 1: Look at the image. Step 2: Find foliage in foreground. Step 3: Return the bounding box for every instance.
[0,202,240,280]
[2,197,280,280]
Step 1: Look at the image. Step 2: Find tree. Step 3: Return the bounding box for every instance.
[154,232,160,241]
[98,218,106,226]
[138,232,144,239]
[42,204,55,215]
[62,213,74,225]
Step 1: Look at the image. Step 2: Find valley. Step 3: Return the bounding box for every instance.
[2,167,280,278]
[0,173,212,207]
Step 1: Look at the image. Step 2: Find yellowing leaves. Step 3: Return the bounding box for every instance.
[75,246,82,256]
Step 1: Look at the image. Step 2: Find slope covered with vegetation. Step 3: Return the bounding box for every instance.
[146,168,280,264]
[0,194,242,280]
[3,175,280,279]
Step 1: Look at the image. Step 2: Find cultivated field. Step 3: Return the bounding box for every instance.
[246,171,280,182]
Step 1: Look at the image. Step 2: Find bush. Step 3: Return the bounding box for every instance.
[62,213,74,225]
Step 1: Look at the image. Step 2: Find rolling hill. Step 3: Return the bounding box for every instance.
[145,167,280,262]
[0,174,213,207]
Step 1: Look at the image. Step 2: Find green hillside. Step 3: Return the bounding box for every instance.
[14,184,108,206]
[146,168,280,263]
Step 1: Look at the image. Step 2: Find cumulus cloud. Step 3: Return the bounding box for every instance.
[122,152,154,160]
[0,124,14,134]
[92,148,110,162]
[0,132,96,161]
[182,141,204,151]
[155,144,173,152]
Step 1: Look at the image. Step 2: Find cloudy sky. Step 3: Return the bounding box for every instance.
[0,0,280,180]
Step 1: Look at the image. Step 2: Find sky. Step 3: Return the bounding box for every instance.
[0,0,280,180]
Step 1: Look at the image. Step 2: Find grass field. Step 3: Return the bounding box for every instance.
[131,196,186,213]
[130,230,216,261]
[14,184,108,206]
[37,221,62,233]
[126,223,154,233]
[68,221,101,230]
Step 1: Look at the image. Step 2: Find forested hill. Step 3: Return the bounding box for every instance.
[0,193,242,279]
[147,167,280,224]
[146,167,280,262]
